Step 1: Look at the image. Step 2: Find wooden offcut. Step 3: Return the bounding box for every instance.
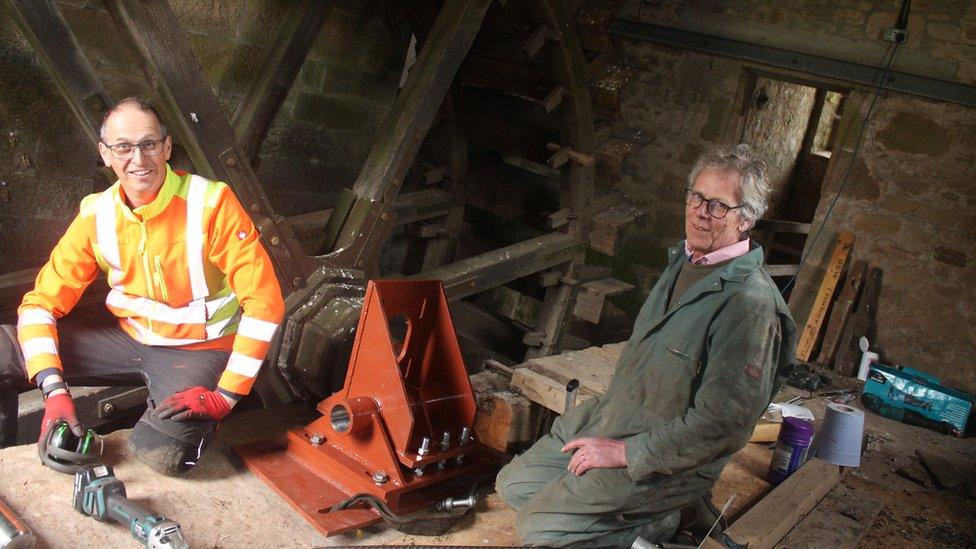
[816,259,867,367]
[722,458,843,549]
[796,231,854,362]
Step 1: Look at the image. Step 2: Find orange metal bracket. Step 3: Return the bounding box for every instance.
[234,280,499,536]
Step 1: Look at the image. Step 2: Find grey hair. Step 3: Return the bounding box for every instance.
[99,96,168,142]
[686,143,770,228]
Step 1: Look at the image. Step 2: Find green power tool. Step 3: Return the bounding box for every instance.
[72,464,188,549]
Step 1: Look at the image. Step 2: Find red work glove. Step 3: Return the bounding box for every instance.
[155,387,232,422]
[39,393,83,443]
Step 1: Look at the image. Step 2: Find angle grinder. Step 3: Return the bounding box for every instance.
[72,464,188,549]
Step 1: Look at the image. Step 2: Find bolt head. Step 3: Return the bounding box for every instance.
[309,433,325,445]
[372,471,388,484]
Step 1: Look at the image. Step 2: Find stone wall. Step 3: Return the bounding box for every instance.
[605,1,976,391]
[0,0,408,271]
[792,94,976,393]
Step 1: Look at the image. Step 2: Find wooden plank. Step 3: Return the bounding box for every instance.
[104,0,314,291]
[589,204,647,256]
[421,86,468,270]
[461,55,552,102]
[413,232,582,301]
[522,342,624,397]
[795,231,854,362]
[817,260,867,367]
[231,0,331,165]
[834,266,882,376]
[331,0,492,274]
[723,458,842,549]
[510,368,598,413]
[764,264,800,277]
[595,138,636,190]
[572,278,635,323]
[777,484,883,548]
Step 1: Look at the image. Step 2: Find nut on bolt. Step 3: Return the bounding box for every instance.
[309,433,325,445]
[372,471,388,485]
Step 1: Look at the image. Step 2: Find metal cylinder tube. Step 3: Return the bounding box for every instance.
[328,396,378,436]
[0,497,35,549]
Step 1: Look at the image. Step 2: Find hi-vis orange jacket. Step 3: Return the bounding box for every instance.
[17,164,285,398]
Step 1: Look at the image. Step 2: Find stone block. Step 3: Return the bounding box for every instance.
[60,4,141,71]
[298,60,325,91]
[845,158,881,200]
[292,92,386,133]
[964,24,976,44]
[933,246,967,268]
[833,8,866,26]
[927,22,961,42]
[170,0,246,37]
[238,0,291,45]
[321,63,396,100]
[852,213,902,236]
[877,112,949,156]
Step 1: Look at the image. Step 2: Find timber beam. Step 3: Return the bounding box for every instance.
[413,232,582,301]
[2,0,112,142]
[232,0,331,166]
[328,0,492,275]
[103,0,316,292]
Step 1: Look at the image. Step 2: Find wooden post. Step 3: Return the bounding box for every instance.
[817,259,867,367]
[796,231,854,362]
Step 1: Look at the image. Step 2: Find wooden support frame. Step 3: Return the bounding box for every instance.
[231,0,332,166]
[524,0,595,359]
[329,0,492,275]
[103,0,316,292]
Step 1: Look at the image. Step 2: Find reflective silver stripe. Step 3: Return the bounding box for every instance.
[22,337,57,359]
[106,289,205,325]
[95,191,124,288]
[238,317,278,342]
[205,315,236,339]
[205,291,237,318]
[18,308,56,326]
[226,352,262,377]
[124,318,203,346]
[186,176,209,301]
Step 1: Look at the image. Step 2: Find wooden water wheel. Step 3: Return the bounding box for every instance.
[3,0,638,407]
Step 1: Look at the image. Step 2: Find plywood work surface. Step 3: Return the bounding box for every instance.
[0,406,519,548]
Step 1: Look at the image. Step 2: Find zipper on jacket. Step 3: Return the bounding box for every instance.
[137,222,156,333]
[154,255,170,303]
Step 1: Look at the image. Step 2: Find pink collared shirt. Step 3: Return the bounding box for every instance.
[684,238,751,265]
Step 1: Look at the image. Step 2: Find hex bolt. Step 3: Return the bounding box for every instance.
[103,403,115,416]
[418,436,430,457]
[438,431,451,470]
[309,433,325,445]
[413,466,425,477]
[270,236,281,246]
[456,426,470,465]
[372,471,388,485]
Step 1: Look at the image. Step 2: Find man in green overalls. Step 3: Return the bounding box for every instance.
[496,144,797,547]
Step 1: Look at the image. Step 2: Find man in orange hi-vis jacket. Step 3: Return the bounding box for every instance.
[0,97,284,475]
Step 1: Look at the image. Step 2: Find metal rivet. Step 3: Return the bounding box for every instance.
[225,156,236,167]
[270,236,281,246]
[250,203,260,212]
[380,212,389,221]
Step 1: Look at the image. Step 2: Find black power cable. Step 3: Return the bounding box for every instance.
[780,3,909,296]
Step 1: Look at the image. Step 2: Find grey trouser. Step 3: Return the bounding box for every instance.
[496,431,682,548]
[0,320,229,476]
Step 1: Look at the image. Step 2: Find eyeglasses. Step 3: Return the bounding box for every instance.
[101,137,167,160]
[685,188,744,219]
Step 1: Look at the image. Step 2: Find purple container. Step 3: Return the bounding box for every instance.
[766,417,815,485]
